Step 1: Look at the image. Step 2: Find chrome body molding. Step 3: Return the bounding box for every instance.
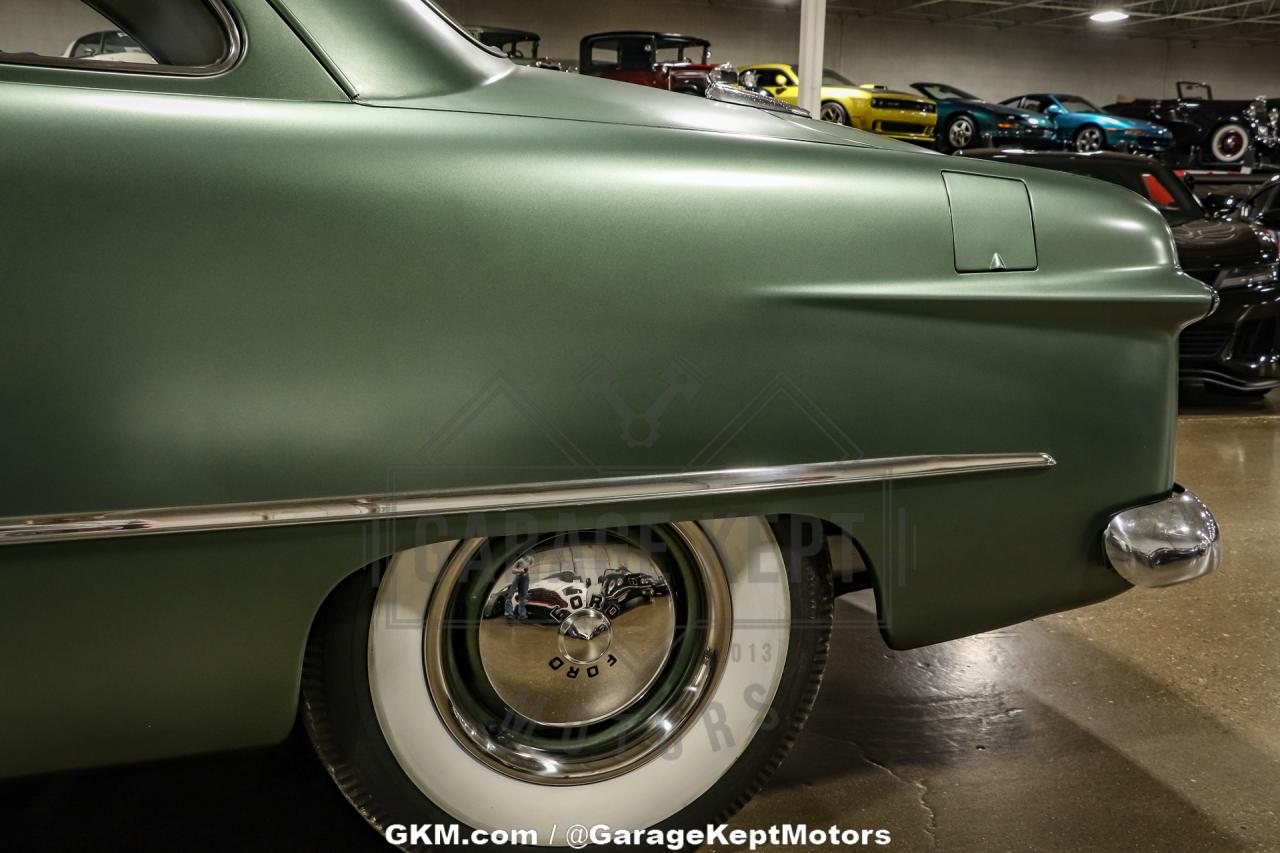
[1104,487,1221,588]
[0,452,1055,546]
[705,80,812,118]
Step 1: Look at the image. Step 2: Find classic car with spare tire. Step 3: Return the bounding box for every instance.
[0,0,1222,847]
[1107,82,1280,167]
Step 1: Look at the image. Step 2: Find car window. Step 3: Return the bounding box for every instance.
[1057,95,1101,113]
[654,42,707,64]
[822,68,855,86]
[0,0,236,71]
[588,40,620,70]
[1019,96,1048,113]
[917,83,975,100]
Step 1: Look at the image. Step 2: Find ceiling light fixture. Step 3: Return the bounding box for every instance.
[1089,9,1130,21]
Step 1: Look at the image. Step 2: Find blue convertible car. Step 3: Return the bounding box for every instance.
[912,82,1056,152]
[1002,93,1172,154]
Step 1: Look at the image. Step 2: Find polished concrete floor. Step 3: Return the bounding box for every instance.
[6,394,1278,851]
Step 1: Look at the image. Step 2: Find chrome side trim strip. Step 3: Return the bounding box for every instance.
[0,452,1054,546]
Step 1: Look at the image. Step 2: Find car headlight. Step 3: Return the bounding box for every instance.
[1218,265,1279,289]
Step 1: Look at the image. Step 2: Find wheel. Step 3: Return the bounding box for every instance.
[1209,122,1250,164]
[1074,125,1106,152]
[942,114,978,152]
[819,101,849,125]
[302,517,832,848]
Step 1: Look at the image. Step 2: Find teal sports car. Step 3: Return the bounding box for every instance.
[0,0,1219,846]
[1003,92,1174,154]
[912,82,1056,152]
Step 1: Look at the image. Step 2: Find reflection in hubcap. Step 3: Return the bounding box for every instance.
[477,540,677,727]
[423,523,732,784]
[558,608,611,665]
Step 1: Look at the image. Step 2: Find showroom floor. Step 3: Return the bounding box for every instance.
[6,396,1278,852]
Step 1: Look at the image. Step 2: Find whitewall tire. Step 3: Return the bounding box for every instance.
[302,517,832,850]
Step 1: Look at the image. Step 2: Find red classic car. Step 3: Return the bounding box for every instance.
[578,31,734,96]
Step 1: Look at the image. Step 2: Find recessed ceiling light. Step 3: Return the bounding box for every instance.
[1089,9,1130,21]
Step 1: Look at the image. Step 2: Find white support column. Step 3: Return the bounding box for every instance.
[797,0,827,118]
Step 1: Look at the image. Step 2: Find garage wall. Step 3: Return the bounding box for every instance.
[438,0,1280,104]
[0,0,112,57]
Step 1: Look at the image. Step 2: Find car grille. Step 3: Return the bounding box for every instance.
[871,97,934,113]
[1179,327,1232,360]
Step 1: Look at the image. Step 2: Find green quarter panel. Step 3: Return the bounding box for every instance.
[0,0,1212,779]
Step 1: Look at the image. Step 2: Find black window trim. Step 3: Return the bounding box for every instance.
[0,0,242,78]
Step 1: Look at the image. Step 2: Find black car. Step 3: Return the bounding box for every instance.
[594,569,657,618]
[1218,175,1280,239]
[966,150,1280,396]
[1106,81,1280,167]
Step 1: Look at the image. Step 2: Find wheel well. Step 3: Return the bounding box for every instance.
[767,513,877,598]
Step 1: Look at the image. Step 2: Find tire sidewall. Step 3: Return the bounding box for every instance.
[302,518,832,850]
[1211,122,1250,164]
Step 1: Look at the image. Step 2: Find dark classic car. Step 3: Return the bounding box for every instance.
[1003,93,1172,154]
[0,0,1222,846]
[464,25,561,71]
[911,81,1055,152]
[1107,82,1280,167]
[968,149,1280,396]
[578,31,732,96]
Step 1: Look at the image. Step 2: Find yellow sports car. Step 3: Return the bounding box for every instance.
[740,63,937,144]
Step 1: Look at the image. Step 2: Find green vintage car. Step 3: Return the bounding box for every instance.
[0,0,1220,845]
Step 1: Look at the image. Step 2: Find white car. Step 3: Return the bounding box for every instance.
[65,31,156,64]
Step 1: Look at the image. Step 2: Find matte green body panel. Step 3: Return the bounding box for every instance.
[0,0,1209,778]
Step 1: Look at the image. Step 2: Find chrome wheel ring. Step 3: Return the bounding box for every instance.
[1076,127,1103,152]
[424,524,732,785]
[948,116,975,149]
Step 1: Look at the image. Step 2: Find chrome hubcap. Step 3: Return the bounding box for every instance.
[424,524,731,784]
[476,539,677,728]
[558,608,612,665]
